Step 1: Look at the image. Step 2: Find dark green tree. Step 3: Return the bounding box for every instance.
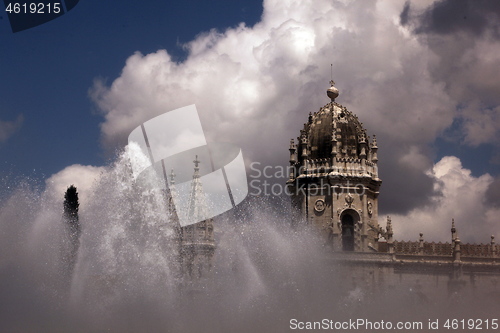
[64,185,80,234]
[63,185,80,277]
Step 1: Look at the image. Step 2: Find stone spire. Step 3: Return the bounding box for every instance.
[419,233,424,255]
[169,169,177,198]
[186,155,210,223]
[386,216,394,255]
[451,218,457,244]
[168,169,178,216]
[491,235,497,258]
[170,168,176,184]
[289,139,297,180]
[179,156,215,281]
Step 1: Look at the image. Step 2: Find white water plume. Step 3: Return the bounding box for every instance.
[1,146,499,332]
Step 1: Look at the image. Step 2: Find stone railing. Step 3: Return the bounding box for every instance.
[300,157,378,178]
[394,241,420,255]
[393,241,496,258]
[461,243,496,257]
[307,158,331,175]
[424,242,453,256]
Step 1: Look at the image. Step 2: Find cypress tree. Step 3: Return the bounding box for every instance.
[64,185,80,237]
[63,185,80,276]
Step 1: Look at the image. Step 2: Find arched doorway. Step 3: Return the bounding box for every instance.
[341,214,355,251]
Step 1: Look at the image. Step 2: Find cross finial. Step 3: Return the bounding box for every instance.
[193,155,200,168]
[330,64,336,86]
[330,63,333,82]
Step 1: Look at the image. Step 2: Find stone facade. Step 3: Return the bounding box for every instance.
[169,158,215,281]
[287,81,500,295]
[287,80,381,252]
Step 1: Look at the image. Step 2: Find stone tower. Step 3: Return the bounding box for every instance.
[287,81,382,252]
[176,156,216,279]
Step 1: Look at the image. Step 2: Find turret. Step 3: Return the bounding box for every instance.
[359,133,367,160]
[371,135,378,163]
[289,139,297,179]
[287,79,382,252]
[386,216,394,255]
[451,218,457,245]
[453,236,461,263]
[491,235,497,258]
[419,233,424,255]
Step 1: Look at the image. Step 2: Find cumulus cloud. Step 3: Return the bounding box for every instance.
[461,104,500,146]
[413,0,500,36]
[44,164,105,208]
[403,0,500,148]
[392,156,499,243]
[485,176,500,209]
[0,114,23,143]
[91,0,463,215]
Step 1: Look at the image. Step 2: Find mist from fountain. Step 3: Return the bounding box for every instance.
[1,145,499,332]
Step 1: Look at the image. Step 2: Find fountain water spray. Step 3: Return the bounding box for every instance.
[1,145,499,332]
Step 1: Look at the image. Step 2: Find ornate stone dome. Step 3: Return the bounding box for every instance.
[296,82,376,164]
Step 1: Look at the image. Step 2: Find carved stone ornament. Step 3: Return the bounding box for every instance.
[314,199,326,212]
[367,201,373,216]
[345,194,354,208]
[337,208,343,217]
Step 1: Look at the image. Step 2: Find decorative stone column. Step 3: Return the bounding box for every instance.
[453,237,461,263]
[419,233,424,255]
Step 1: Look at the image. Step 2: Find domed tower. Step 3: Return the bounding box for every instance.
[287,81,382,252]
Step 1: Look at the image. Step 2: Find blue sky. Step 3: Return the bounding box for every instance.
[0,0,499,241]
[0,0,262,178]
[1,2,500,330]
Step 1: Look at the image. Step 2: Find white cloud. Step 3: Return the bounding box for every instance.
[89,0,498,238]
[90,0,462,219]
[392,156,499,243]
[91,0,455,159]
[399,145,432,171]
[461,103,500,146]
[0,114,23,143]
[407,3,500,148]
[44,164,105,209]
